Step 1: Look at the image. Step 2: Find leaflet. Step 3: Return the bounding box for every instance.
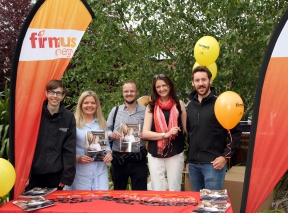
[13,196,54,211]
[200,189,228,203]
[193,201,230,212]
[86,131,107,161]
[19,187,57,198]
[119,123,141,152]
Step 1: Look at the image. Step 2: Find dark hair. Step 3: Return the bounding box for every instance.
[148,74,181,113]
[191,66,212,81]
[46,79,67,94]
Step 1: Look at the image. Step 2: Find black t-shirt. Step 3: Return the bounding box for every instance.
[148,109,184,158]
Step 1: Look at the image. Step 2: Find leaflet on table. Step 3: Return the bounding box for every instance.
[119,123,141,152]
[19,187,57,198]
[200,189,228,203]
[13,196,54,211]
[192,201,230,212]
[85,131,107,161]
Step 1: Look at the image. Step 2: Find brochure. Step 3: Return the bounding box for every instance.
[119,123,141,152]
[86,131,107,161]
[13,196,54,211]
[200,189,228,203]
[193,201,230,212]
[19,187,57,198]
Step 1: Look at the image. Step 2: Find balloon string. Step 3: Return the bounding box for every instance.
[225,130,232,169]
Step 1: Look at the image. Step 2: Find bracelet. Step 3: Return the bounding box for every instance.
[76,155,79,163]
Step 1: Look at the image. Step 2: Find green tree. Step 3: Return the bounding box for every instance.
[0,0,32,160]
[63,0,288,118]
[0,83,9,159]
[0,0,33,91]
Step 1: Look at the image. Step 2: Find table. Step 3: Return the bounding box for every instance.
[0,190,233,213]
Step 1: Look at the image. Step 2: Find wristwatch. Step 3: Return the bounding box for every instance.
[161,133,165,139]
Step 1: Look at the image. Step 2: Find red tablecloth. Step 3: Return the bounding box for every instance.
[0,190,233,213]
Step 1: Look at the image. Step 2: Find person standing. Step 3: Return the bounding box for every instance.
[25,80,76,191]
[142,74,187,191]
[66,91,113,190]
[186,66,242,191]
[107,80,148,190]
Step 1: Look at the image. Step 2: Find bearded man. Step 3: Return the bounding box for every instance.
[107,80,148,190]
[186,66,242,192]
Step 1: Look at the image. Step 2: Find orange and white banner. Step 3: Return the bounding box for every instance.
[9,0,94,198]
[241,9,288,212]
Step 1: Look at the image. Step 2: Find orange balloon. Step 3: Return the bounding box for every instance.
[214,91,244,130]
[137,96,151,106]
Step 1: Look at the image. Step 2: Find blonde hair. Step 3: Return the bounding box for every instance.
[75,91,107,130]
[120,123,128,137]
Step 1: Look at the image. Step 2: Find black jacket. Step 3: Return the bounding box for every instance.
[186,87,242,164]
[31,100,76,185]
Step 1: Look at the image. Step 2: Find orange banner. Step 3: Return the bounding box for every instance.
[10,0,94,198]
[241,9,288,212]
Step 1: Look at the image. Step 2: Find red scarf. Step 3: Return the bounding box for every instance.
[154,98,179,155]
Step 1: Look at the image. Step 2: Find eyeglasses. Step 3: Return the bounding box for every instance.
[48,90,64,97]
[122,90,137,94]
[153,74,166,79]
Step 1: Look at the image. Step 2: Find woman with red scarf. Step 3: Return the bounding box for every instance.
[143,74,187,191]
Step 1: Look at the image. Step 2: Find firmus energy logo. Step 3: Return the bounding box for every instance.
[29,30,77,57]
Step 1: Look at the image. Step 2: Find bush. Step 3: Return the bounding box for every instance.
[0,83,9,159]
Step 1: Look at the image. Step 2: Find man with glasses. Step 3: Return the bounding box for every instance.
[107,80,148,190]
[25,79,76,191]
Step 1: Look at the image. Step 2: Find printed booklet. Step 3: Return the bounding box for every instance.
[200,189,228,203]
[86,131,107,161]
[119,123,141,152]
[19,187,57,198]
[192,201,230,213]
[13,196,54,211]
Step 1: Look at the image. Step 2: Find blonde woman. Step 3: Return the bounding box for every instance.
[66,91,112,190]
[86,131,94,147]
[119,123,128,138]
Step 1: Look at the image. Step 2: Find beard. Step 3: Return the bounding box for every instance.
[125,98,137,105]
[196,84,210,97]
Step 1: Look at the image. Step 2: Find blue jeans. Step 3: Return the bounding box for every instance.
[188,163,226,192]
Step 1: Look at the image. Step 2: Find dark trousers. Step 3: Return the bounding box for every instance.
[111,158,148,190]
[25,171,63,191]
